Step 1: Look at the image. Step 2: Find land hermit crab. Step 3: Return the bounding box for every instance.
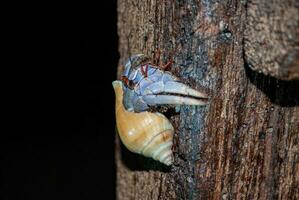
[113,54,208,165]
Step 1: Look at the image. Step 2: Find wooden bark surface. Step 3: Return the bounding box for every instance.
[244,0,299,80]
[116,0,299,199]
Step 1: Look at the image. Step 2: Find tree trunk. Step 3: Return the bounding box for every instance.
[116,0,299,199]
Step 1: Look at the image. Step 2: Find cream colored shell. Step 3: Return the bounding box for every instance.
[113,81,174,165]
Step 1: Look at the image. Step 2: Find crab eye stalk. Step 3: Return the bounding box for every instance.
[121,76,135,89]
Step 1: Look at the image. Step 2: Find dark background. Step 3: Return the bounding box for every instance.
[3,1,118,199]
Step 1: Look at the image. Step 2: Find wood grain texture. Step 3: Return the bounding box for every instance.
[116,0,299,199]
[244,0,299,80]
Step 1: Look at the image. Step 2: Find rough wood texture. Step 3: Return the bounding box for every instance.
[116,0,299,199]
[244,0,299,80]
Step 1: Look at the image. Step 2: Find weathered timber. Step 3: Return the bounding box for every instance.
[244,0,299,80]
[116,0,299,199]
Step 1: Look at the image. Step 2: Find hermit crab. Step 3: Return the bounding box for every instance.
[113,54,208,165]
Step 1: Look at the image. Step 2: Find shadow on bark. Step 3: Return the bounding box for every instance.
[244,61,299,107]
[119,142,171,172]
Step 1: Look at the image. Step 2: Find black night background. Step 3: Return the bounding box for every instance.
[3,1,118,199]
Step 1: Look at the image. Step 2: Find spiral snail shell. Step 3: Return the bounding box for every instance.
[113,80,174,165]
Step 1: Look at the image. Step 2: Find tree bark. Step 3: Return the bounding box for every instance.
[116,0,299,199]
[244,0,299,80]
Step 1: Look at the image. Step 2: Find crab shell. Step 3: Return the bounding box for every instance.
[113,80,174,165]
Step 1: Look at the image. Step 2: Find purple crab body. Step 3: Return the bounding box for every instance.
[121,54,208,112]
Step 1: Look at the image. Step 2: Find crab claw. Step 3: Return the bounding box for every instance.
[137,75,208,107]
[122,55,209,112]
